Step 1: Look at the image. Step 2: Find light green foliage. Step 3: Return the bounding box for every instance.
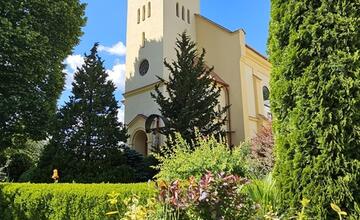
[107,193,158,220]
[331,203,348,220]
[0,183,154,220]
[155,133,249,181]
[244,173,279,217]
[269,0,360,218]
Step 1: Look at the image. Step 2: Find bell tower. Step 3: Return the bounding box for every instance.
[124,0,200,152]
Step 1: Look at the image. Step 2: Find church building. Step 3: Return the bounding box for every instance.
[124,0,271,155]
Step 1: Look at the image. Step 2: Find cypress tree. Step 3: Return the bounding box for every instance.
[269,0,360,218]
[37,44,130,183]
[151,32,228,149]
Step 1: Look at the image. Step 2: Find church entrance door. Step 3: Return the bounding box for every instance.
[132,130,148,156]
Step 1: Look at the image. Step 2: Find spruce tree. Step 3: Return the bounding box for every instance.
[37,44,130,183]
[152,32,228,149]
[269,0,360,218]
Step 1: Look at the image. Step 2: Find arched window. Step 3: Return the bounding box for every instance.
[137,8,140,24]
[142,5,146,21]
[187,9,190,23]
[182,6,185,20]
[148,2,151,18]
[176,3,179,17]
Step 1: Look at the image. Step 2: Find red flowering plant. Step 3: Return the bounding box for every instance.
[156,171,257,219]
[250,121,274,176]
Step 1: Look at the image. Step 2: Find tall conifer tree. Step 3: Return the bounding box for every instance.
[269,0,360,217]
[37,44,129,182]
[152,32,228,149]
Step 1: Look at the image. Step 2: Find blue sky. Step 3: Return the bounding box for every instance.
[60,0,271,122]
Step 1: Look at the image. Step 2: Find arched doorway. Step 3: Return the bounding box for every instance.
[132,130,148,156]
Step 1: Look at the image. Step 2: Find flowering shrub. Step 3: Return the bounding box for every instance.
[155,133,250,181]
[156,171,257,219]
[250,122,274,176]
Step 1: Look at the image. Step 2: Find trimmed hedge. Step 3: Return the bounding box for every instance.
[0,183,155,220]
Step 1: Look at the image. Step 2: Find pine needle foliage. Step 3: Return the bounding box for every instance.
[37,44,129,183]
[151,32,229,150]
[268,0,360,218]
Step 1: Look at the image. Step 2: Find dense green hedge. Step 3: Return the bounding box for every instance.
[0,183,155,220]
[269,0,360,218]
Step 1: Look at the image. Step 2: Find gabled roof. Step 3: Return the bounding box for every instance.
[195,14,269,62]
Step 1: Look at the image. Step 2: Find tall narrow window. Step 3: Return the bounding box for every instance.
[182,6,185,20]
[148,2,151,18]
[137,9,140,24]
[142,5,146,21]
[141,32,146,47]
[187,9,190,23]
[176,3,179,17]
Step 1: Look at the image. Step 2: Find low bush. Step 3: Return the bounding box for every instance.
[155,171,257,220]
[243,173,279,217]
[250,122,274,177]
[0,183,155,220]
[155,133,250,181]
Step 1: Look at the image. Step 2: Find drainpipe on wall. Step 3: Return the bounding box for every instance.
[224,86,233,148]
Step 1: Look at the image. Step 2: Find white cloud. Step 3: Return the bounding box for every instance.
[107,63,126,92]
[98,41,126,56]
[63,54,85,89]
[64,54,84,71]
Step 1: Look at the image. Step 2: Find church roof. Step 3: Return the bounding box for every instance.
[210,71,229,87]
[195,14,268,61]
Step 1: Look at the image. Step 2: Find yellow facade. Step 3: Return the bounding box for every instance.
[124,0,271,154]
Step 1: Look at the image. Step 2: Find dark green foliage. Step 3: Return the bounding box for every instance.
[0,183,155,220]
[7,153,33,182]
[35,44,131,183]
[151,32,228,149]
[0,140,45,182]
[269,0,360,218]
[0,0,86,152]
[122,147,159,182]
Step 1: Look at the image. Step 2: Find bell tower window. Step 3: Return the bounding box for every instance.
[142,5,146,21]
[137,8,140,24]
[141,32,146,47]
[148,2,151,18]
[187,9,190,23]
[182,6,185,20]
[176,3,179,17]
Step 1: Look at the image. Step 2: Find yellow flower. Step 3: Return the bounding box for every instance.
[301,198,310,207]
[108,198,118,205]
